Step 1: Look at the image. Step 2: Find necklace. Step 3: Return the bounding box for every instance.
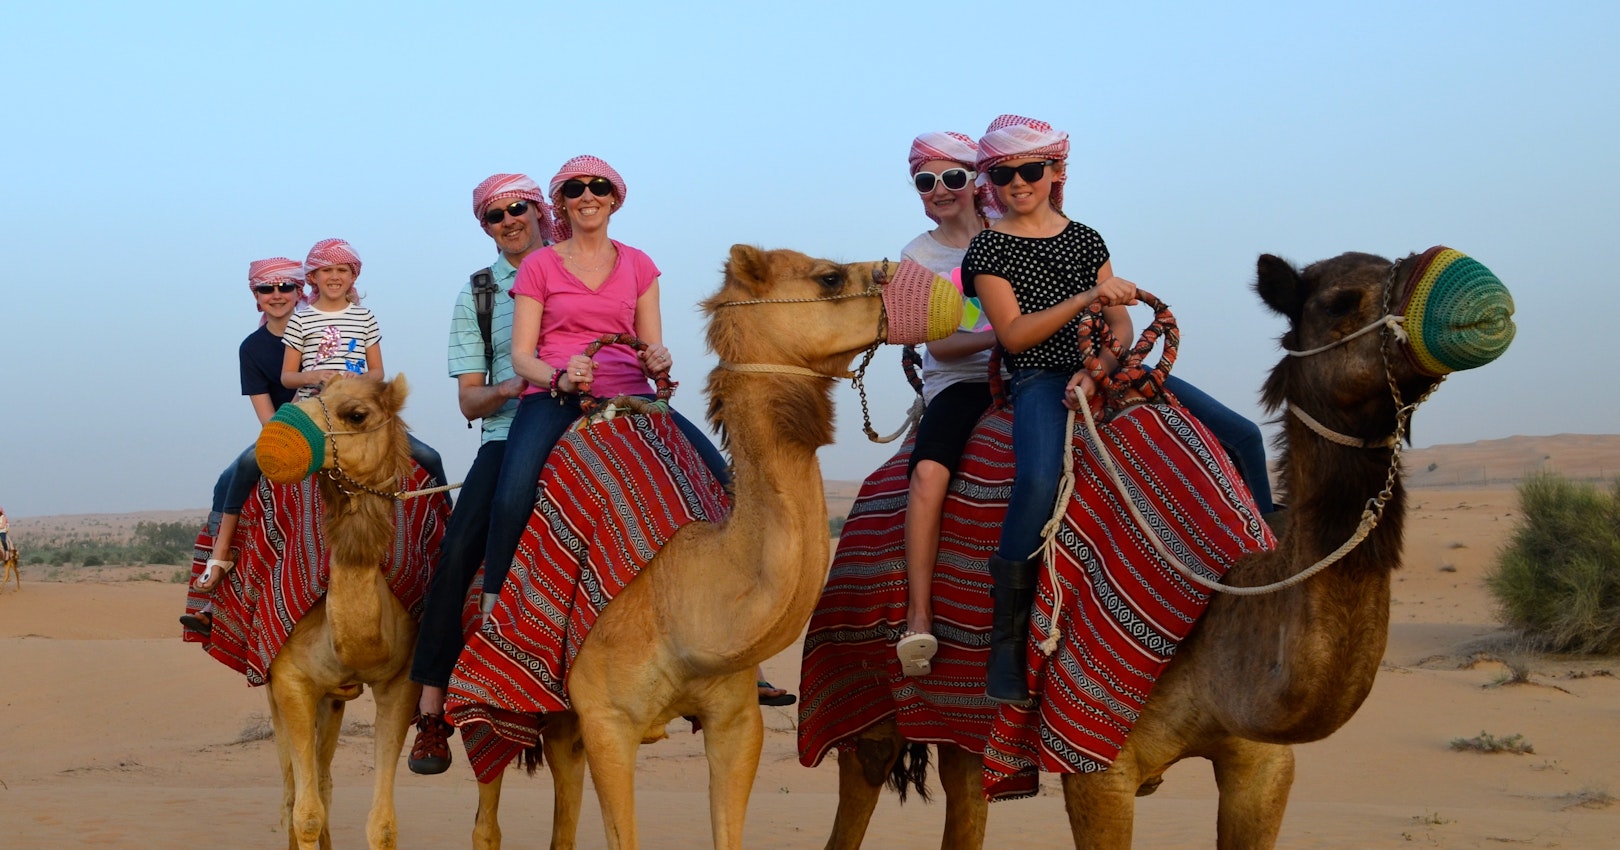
[563,245,616,275]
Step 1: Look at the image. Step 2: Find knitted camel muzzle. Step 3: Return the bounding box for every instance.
[257,402,326,483]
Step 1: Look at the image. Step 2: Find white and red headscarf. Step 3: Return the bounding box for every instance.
[548,155,627,242]
[304,238,362,278]
[248,256,308,323]
[908,131,978,175]
[473,173,550,224]
[976,114,1071,215]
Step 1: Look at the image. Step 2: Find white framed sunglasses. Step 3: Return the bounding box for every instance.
[912,167,975,194]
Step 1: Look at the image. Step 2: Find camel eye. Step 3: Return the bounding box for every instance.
[1323,291,1359,319]
[344,410,368,425]
[817,272,843,289]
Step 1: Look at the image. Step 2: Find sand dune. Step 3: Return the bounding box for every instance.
[1,437,1617,848]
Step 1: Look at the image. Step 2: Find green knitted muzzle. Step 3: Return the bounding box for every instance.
[1394,246,1516,375]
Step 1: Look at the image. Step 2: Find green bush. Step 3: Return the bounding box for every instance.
[1487,473,1620,654]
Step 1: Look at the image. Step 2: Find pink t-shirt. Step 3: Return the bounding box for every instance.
[512,240,658,399]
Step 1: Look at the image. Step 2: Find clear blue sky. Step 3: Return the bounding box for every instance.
[2,1,1615,517]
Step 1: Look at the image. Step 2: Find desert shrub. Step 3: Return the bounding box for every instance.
[1487,473,1620,654]
[1449,731,1534,754]
[829,516,846,537]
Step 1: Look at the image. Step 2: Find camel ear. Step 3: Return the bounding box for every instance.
[725,244,769,296]
[1254,254,1303,319]
[382,374,409,414]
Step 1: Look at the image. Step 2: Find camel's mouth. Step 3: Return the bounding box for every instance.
[1395,247,1515,375]
[878,259,964,346]
[257,403,326,483]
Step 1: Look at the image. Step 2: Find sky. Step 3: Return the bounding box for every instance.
[1,1,1615,517]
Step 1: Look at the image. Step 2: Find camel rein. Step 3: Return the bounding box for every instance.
[1033,266,1442,658]
[313,395,463,501]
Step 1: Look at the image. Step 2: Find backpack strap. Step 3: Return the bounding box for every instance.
[470,267,497,381]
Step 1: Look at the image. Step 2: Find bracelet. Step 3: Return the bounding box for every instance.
[548,368,564,398]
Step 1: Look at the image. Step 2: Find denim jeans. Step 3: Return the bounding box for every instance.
[411,438,506,688]
[1163,376,1275,514]
[481,393,730,595]
[997,369,1077,562]
[406,434,448,489]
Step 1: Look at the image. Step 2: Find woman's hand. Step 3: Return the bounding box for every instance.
[1063,371,1097,412]
[639,343,672,376]
[1091,276,1139,308]
[559,354,596,394]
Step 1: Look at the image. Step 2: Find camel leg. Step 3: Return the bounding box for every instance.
[474,771,505,850]
[316,697,342,850]
[697,674,764,850]
[577,706,644,850]
[1061,764,1141,850]
[822,725,902,850]
[543,711,587,850]
[363,673,417,850]
[1210,741,1294,850]
[269,677,329,850]
[936,744,988,850]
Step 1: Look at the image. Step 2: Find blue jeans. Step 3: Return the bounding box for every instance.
[217,435,447,517]
[411,438,506,688]
[481,393,730,595]
[1163,376,1275,514]
[997,369,1077,562]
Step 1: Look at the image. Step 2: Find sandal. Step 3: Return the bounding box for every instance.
[408,713,454,775]
[179,610,213,635]
[757,680,796,707]
[195,559,235,592]
[897,631,938,677]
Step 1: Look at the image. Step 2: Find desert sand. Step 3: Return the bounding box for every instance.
[1,438,1617,848]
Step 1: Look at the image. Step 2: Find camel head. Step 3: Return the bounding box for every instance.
[1256,247,1514,435]
[255,374,413,489]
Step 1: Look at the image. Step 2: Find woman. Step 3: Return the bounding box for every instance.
[480,155,730,608]
[894,131,996,677]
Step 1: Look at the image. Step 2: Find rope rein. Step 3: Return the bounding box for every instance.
[313,394,464,501]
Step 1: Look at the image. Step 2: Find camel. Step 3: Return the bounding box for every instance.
[817,247,1516,849]
[2,546,19,592]
[448,246,962,850]
[251,374,433,850]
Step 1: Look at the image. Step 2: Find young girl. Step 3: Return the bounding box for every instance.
[192,257,310,598]
[895,131,996,677]
[961,115,1138,705]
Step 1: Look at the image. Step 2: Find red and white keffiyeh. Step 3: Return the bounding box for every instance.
[472,173,548,221]
[548,155,626,242]
[304,238,363,279]
[976,114,1071,215]
[248,257,305,288]
[908,130,978,174]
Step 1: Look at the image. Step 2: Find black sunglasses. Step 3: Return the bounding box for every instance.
[560,178,614,200]
[482,200,532,225]
[253,283,301,294]
[986,159,1057,186]
[913,167,974,194]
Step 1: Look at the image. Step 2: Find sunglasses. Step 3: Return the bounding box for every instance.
[986,159,1057,186]
[913,168,974,194]
[482,200,533,225]
[253,283,301,294]
[559,178,615,200]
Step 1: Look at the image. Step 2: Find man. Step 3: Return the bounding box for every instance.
[407,174,549,774]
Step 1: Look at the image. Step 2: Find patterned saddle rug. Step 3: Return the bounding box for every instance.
[445,411,731,782]
[798,396,1274,799]
[180,464,449,686]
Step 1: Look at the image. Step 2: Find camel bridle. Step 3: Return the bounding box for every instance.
[311,394,461,501]
[710,268,899,441]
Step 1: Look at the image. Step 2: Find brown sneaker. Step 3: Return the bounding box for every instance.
[408,713,454,775]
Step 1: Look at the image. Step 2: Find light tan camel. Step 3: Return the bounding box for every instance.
[2,546,19,592]
[823,248,1516,849]
[254,375,426,850]
[465,245,960,850]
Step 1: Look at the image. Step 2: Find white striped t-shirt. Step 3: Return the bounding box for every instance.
[283,304,381,399]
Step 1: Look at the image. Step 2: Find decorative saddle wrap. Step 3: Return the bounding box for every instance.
[798,398,1274,800]
[180,464,449,686]
[445,412,731,783]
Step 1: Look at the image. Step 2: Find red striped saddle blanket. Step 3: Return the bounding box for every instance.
[445,412,731,782]
[180,465,449,686]
[798,399,1273,799]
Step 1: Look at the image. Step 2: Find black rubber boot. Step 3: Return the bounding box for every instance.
[985,554,1039,706]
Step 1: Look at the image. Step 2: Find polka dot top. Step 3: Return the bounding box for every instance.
[961,220,1111,371]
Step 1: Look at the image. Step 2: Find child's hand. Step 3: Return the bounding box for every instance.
[1064,371,1097,411]
[1093,276,1139,308]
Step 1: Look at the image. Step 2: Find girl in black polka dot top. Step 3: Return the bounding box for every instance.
[960,114,1139,706]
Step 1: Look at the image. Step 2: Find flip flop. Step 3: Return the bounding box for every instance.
[195,559,235,592]
[757,680,797,707]
[896,631,938,677]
